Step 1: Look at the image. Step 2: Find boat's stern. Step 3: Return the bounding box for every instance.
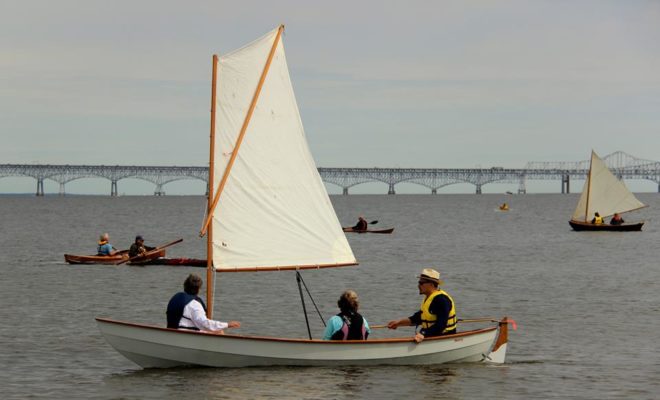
[484,316,516,364]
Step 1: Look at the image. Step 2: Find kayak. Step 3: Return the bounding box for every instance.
[140,258,207,267]
[64,249,166,265]
[342,227,394,234]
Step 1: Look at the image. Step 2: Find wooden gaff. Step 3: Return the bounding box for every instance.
[199,24,285,238]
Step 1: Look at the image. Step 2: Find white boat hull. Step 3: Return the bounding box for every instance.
[96,318,510,368]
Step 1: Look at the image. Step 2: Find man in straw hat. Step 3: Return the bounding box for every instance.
[387,268,457,343]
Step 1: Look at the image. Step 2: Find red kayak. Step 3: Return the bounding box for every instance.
[342,227,394,234]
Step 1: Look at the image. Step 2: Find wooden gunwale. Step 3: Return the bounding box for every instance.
[96,317,496,344]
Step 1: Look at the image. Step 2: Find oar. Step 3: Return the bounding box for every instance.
[369,324,388,329]
[369,220,378,225]
[115,238,183,265]
[371,318,514,329]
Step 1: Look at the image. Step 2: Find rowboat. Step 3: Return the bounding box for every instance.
[568,151,646,232]
[64,249,166,265]
[96,317,512,368]
[97,25,514,368]
[342,227,394,234]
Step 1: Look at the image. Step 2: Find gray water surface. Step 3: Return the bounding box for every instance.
[0,194,658,399]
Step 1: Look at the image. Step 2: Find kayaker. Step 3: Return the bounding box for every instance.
[323,289,370,340]
[352,216,368,231]
[128,235,149,257]
[97,233,117,256]
[166,273,240,333]
[386,268,457,343]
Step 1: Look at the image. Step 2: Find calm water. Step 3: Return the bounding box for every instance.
[1,194,659,399]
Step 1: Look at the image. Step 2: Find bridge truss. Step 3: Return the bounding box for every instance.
[1,152,659,195]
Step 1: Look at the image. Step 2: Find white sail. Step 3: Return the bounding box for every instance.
[571,151,645,221]
[211,27,356,271]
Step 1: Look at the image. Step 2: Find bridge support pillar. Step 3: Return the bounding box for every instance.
[36,178,44,196]
[154,184,165,196]
[518,176,527,194]
[431,188,437,194]
[388,183,396,195]
[59,183,65,196]
[475,184,482,194]
[342,187,349,195]
[561,174,570,194]
[111,180,118,197]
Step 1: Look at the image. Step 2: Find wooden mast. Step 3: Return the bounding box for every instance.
[206,54,219,318]
[584,150,594,223]
[199,24,284,238]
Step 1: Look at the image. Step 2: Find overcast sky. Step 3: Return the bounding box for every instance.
[1,0,659,194]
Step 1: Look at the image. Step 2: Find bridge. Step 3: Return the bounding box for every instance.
[1,152,659,196]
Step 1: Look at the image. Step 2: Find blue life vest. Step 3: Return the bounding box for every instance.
[330,312,368,340]
[97,243,113,256]
[166,292,207,329]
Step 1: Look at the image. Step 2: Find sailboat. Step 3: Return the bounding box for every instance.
[96,25,514,368]
[568,151,646,231]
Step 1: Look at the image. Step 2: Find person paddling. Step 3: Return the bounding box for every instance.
[352,216,368,231]
[128,235,154,257]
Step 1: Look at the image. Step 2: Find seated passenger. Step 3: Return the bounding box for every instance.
[610,213,624,225]
[591,212,604,224]
[323,290,370,340]
[97,233,116,256]
[166,274,240,333]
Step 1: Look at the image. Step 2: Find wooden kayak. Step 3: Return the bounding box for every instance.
[568,220,644,232]
[342,227,394,234]
[64,249,166,265]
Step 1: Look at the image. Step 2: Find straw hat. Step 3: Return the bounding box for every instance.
[418,268,443,285]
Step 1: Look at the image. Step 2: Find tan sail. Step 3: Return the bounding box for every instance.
[572,150,645,222]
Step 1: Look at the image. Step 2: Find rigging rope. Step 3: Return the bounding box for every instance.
[296,271,326,326]
[296,271,313,340]
[295,271,327,340]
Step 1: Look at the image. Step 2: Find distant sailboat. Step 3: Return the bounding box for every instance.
[568,151,646,231]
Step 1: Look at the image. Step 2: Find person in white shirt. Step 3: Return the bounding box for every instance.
[166,273,240,333]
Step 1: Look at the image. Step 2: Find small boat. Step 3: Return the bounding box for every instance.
[140,258,207,267]
[568,220,644,232]
[64,249,166,265]
[96,317,513,368]
[568,151,646,232]
[97,26,513,368]
[498,203,509,211]
[342,227,394,234]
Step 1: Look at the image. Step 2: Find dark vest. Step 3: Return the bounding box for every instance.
[330,312,368,340]
[166,292,207,329]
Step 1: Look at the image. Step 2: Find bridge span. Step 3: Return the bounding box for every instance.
[1,152,659,195]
